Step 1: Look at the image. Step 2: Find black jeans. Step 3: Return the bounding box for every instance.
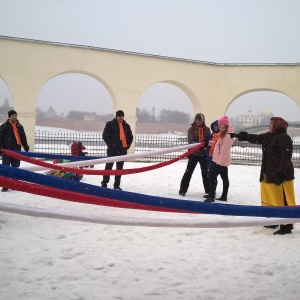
[208,161,229,198]
[2,153,20,167]
[101,161,124,188]
[1,153,20,190]
[179,155,209,194]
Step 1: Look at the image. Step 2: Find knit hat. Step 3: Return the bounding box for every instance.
[270,117,288,132]
[8,110,17,118]
[195,113,204,122]
[116,110,125,117]
[218,116,229,126]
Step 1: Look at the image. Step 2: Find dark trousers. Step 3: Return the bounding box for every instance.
[179,155,209,194]
[208,161,229,198]
[1,153,20,190]
[101,161,124,188]
[2,153,20,167]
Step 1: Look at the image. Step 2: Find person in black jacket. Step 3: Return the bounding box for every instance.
[230,117,295,235]
[101,110,133,190]
[0,110,30,192]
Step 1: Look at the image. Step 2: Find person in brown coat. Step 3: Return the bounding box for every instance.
[179,113,211,196]
[231,117,295,235]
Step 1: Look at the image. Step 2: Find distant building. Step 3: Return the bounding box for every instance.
[0,96,13,114]
[84,114,98,122]
[45,106,59,118]
[232,107,274,129]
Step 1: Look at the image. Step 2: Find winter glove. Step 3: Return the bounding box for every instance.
[238,131,248,141]
[274,172,286,186]
[229,133,239,139]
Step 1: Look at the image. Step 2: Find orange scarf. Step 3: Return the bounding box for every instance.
[10,121,21,145]
[209,132,220,156]
[197,127,204,142]
[119,122,127,148]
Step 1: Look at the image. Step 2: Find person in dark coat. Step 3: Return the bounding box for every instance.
[101,110,133,190]
[179,113,211,196]
[205,120,220,181]
[231,117,295,235]
[0,110,30,192]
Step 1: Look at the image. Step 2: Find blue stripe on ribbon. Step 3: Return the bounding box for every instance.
[0,164,299,218]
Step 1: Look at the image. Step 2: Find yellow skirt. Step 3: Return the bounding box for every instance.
[260,173,296,207]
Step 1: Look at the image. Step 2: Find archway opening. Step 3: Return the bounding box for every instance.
[0,78,14,122]
[137,82,194,134]
[36,73,113,132]
[226,91,300,139]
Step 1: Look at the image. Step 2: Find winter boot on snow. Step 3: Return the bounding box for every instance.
[273,224,293,235]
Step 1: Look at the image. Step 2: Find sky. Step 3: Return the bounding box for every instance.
[1,138,300,299]
[1,0,300,120]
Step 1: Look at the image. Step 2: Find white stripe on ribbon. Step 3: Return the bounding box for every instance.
[1,202,298,228]
[22,143,199,172]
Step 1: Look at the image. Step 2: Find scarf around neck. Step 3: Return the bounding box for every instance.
[197,126,204,142]
[9,120,21,145]
[119,122,127,148]
[209,132,220,157]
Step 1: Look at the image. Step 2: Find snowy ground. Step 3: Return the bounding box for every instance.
[1,159,300,300]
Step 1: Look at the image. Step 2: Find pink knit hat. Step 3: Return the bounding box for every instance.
[218,116,229,126]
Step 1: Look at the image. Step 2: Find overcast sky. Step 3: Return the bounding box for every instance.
[1,0,300,121]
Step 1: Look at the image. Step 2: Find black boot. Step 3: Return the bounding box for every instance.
[273,224,293,235]
[216,196,227,202]
[204,196,215,203]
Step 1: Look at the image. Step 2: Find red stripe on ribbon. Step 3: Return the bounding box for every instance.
[1,143,204,175]
[0,176,194,214]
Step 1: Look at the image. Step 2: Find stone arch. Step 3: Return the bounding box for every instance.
[161,80,202,114]
[37,71,116,112]
[137,80,200,116]
[228,89,299,111]
[35,72,118,131]
[231,88,294,104]
[226,89,300,126]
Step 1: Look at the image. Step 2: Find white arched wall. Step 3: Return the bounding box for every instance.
[1,36,300,151]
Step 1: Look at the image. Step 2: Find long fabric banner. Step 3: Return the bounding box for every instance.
[1,164,300,218]
[1,143,204,175]
[18,143,203,171]
[1,202,299,228]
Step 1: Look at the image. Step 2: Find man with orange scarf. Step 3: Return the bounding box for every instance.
[231,117,296,235]
[179,113,211,196]
[101,110,133,190]
[0,110,29,192]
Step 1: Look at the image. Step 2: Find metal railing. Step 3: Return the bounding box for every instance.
[34,131,300,167]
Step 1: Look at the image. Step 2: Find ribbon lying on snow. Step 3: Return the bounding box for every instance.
[19,143,203,171]
[0,176,190,213]
[1,164,300,218]
[1,202,299,228]
[1,143,204,175]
